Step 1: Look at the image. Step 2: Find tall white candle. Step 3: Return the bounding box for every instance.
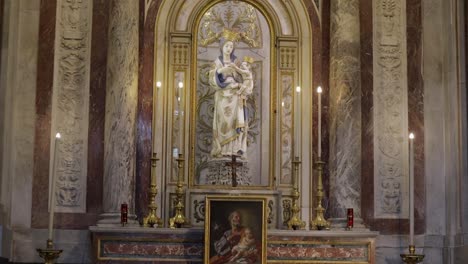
[178,81,184,152]
[409,132,415,245]
[317,86,322,158]
[294,86,301,157]
[48,132,61,240]
[153,81,161,151]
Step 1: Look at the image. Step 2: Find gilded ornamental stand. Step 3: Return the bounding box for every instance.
[36,239,62,264]
[287,157,306,230]
[143,152,162,227]
[169,154,188,228]
[310,160,331,230]
[400,245,424,264]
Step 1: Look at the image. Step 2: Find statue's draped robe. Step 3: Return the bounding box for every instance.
[209,57,248,158]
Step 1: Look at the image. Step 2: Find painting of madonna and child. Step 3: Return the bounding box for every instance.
[204,196,267,264]
[194,1,272,187]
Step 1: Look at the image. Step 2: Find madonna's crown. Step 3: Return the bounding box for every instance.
[221,28,240,42]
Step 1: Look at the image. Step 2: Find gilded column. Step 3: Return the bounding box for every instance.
[328,0,362,225]
[99,0,139,224]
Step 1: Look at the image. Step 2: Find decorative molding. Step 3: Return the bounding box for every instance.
[373,0,408,218]
[50,0,92,213]
[279,47,296,70]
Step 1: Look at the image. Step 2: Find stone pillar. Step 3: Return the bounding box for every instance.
[328,0,362,226]
[99,0,139,224]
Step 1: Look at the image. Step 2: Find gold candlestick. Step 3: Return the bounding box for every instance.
[169,154,188,228]
[36,239,62,264]
[310,160,330,230]
[287,157,306,230]
[143,152,162,227]
[400,245,425,263]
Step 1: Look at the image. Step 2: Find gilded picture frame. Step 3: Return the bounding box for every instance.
[204,196,267,264]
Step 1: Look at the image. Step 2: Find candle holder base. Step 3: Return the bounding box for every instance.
[36,239,62,264]
[400,245,424,264]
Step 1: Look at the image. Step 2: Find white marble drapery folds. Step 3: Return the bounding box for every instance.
[99,0,139,224]
[328,0,362,222]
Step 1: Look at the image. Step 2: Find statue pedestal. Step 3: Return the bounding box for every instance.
[90,226,378,263]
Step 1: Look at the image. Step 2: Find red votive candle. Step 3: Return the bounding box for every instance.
[347,208,354,229]
[121,203,128,226]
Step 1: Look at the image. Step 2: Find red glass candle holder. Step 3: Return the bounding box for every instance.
[121,203,128,226]
[347,208,354,229]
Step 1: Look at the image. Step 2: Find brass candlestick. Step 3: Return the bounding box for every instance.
[36,239,62,264]
[143,152,162,227]
[287,157,306,230]
[169,154,188,228]
[310,160,330,230]
[400,245,424,263]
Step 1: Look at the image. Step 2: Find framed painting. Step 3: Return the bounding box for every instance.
[204,196,267,264]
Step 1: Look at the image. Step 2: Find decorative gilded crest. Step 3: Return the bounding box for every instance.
[198,1,262,48]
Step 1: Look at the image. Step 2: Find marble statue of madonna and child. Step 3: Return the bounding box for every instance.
[209,29,255,161]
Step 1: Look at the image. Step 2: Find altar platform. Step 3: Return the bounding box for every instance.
[90,226,378,263]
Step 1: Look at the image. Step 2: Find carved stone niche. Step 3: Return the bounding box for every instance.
[187,189,282,229]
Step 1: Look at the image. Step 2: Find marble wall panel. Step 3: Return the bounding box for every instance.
[32,0,110,229]
[31,0,57,228]
[135,0,160,223]
[372,0,409,219]
[0,0,3,78]
[329,0,362,219]
[304,0,331,220]
[102,0,139,215]
[362,0,424,234]
[49,0,93,213]
[86,0,109,217]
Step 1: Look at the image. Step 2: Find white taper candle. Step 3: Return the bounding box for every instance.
[409,132,415,246]
[294,86,301,157]
[48,132,61,240]
[317,86,322,158]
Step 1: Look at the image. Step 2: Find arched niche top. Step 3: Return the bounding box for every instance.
[172,0,296,36]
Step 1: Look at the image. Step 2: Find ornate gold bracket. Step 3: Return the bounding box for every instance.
[169,154,189,228]
[143,152,162,227]
[287,157,306,230]
[310,160,331,230]
[36,239,62,264]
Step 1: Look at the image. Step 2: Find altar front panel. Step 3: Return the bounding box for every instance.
[91,227,376,263]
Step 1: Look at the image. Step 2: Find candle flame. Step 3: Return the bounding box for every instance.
[296,86,301,93]
[281,101,285,107]
[156,81,162,88]
[317,86,322,93]
[55,133,61,139]
[178,82,183,88]
[409,133,415,139]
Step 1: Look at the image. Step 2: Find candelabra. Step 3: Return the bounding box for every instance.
[143,152,162,227]
[400,245,424,264]
[287,157,305,230]
[310,160,330,230]
[36,239,62,264]
[169,154,188,228]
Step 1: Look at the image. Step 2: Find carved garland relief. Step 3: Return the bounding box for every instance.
[50,0,91,213]
[373,0,409,218]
